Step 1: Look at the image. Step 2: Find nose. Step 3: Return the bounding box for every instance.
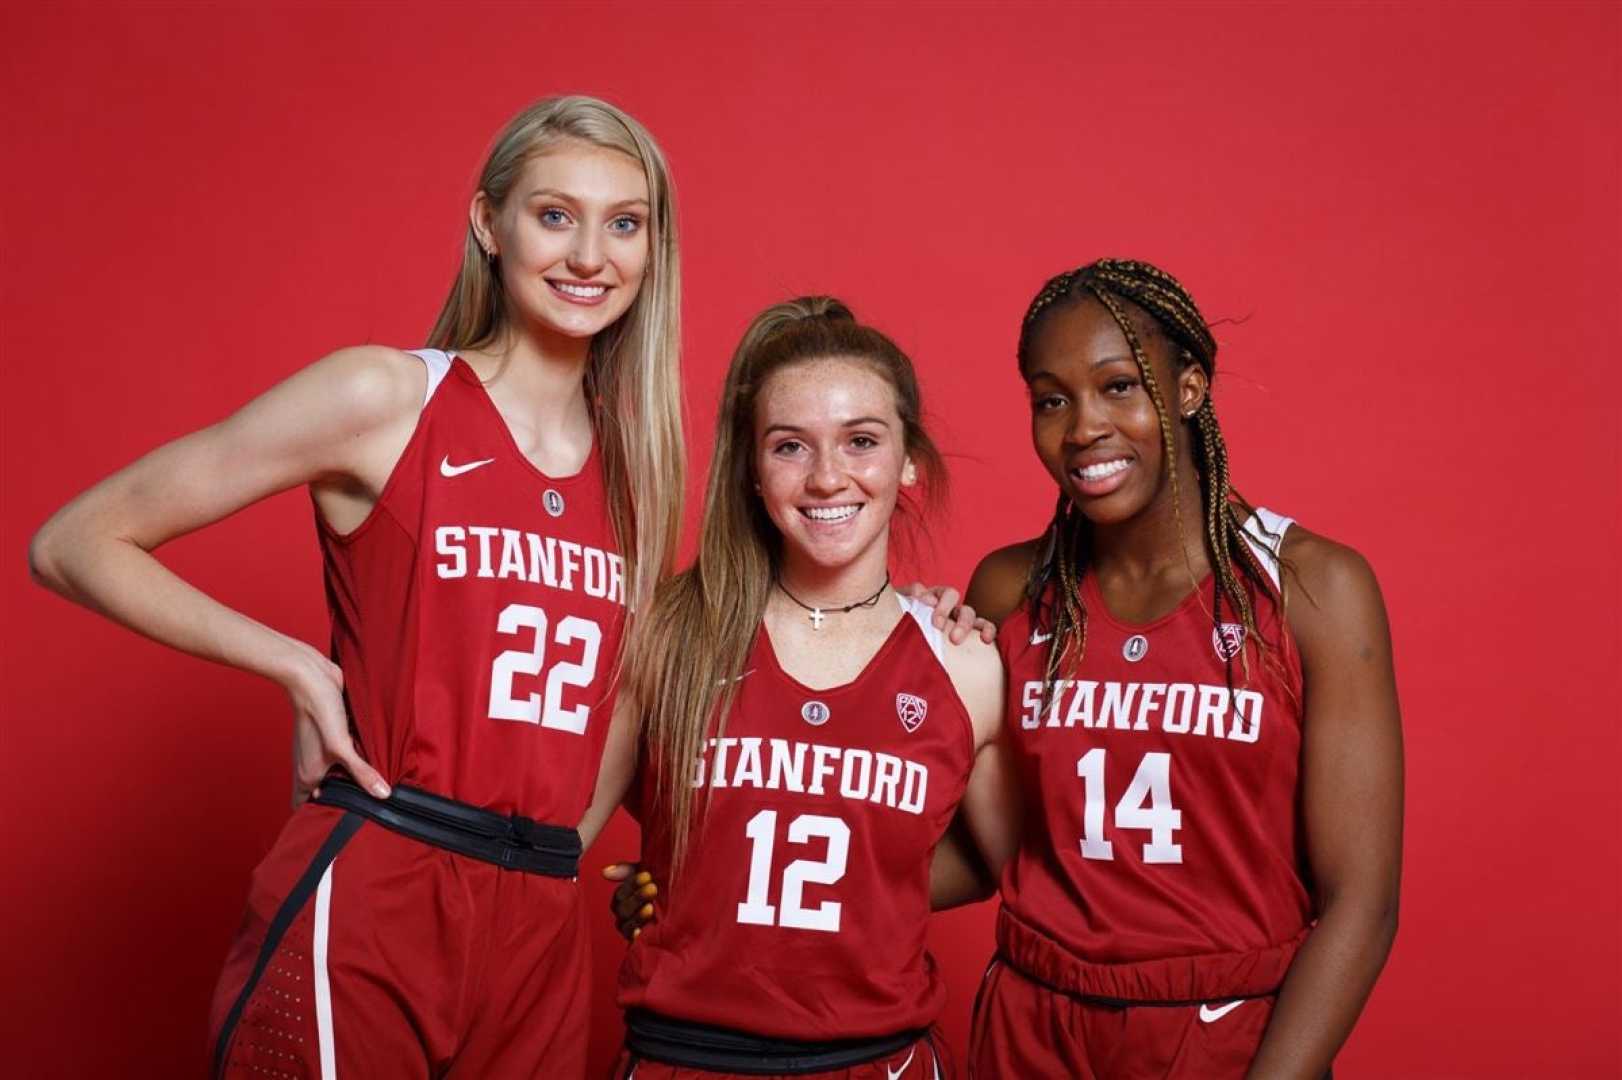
[567,226,605,277]
[805,451,845,496]
[1065,392,1110,447]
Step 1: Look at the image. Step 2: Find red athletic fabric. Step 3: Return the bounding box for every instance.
[210,805,589,1077]
[614,1032,950,1080]
[317,353,627,821]
[994,514,1309,1004]
[619,601,975,1042]
[969,959,1274,1080]
[211,350,622,1074]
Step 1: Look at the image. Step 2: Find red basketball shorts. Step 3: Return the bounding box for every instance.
[614,1031,951,1080]
[208,803,588,1078]
[969,959,1278,1080]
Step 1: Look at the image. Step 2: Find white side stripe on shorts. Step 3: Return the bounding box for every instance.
[313,862,338,1079]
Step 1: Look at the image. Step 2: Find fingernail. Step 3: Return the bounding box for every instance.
[633,927,641,939]
[639,903,653,918]
[371,782,390,798]
[635,871,651,885]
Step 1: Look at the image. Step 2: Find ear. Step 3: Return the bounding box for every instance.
[470,191,498,257]
[1176,359,1208,420]
[901,457,918,487]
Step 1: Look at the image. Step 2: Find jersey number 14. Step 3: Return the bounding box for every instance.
[1076,749,1183,864]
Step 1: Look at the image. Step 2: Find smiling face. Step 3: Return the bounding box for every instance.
[1024,297,1207,527]
[473,138,651,341]
[753,357,914,580]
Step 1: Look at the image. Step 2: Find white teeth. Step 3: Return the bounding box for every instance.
[804,505,859,522]
[1078,459,1131,481]
[554,282,606,298]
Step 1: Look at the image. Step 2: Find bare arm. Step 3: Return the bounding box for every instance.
[578,690,640,849]
[1247,532,1403,1079]
[931,621,1021,910]
[28,345,424,799]
[926,539,1039,908]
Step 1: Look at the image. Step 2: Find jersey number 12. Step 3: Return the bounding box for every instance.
[736,809,850,933]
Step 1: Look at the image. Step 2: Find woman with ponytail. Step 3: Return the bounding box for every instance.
[609,298,1019,1079]
[29,95,683,1076]
[964,259,1403,1079]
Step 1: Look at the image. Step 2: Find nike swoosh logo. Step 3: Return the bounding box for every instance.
[1030,630,1053,645]
[1199,999,1246,1023]
[887,1046,916,1080]
[440,455,495,478]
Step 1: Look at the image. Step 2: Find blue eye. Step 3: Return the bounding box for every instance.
[540,208,569,227]
[609,215,642,234]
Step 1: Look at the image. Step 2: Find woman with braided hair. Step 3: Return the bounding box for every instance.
[961,258,1402,1078]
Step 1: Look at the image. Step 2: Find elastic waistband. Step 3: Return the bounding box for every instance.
[996,905,1307,1005]
[312,776,581,877]
[623,1009,923,1075]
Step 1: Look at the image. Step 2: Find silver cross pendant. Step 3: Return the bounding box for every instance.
[808,608,825,630]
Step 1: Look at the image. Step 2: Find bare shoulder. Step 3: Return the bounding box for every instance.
[290,345,427,429]
[966,537,1043,627]
[1279,524,1388,655]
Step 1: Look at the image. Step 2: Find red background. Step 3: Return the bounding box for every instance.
[3,2,1618,1076]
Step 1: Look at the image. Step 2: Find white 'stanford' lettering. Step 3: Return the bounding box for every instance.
[689,737,928,816]
[1019,679,1262,743]
[434,525,625,606]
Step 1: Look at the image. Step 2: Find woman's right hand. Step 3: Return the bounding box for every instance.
[283,639,389,806]
[601,862,659,940]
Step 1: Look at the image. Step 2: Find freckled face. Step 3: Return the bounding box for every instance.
[753,358,912,574]
[1024,299,1202,526]
[476,139,651,340]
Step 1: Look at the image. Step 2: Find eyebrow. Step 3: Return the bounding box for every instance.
[525,188,650,210]
[1025,355,1137,382]
[763,416,891,436]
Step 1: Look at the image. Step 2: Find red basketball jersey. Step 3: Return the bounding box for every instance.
[996,509,1311,1001]
[618,596,975,1040]
[316,350,626,823]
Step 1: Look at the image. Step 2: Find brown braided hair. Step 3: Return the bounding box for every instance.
[1017,258,1282,693]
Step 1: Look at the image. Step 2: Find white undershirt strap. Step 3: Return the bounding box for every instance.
[1240,507,1294,591]
[895,593,946,663]
[406,348,454,407]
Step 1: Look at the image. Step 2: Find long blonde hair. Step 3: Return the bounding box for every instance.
[635,297,946,871]
[429,94,684,624]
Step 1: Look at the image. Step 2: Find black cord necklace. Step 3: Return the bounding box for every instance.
[776,574,891,631]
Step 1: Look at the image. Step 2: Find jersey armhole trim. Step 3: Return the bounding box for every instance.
[313,347,444,547]
[407,348,454,406]
[894,593,979,767]
[1240,506,1294,593]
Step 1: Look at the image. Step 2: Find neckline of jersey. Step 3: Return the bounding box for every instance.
[450,354,600,486]
[1080,566,1217,635]
[755,594,915,698]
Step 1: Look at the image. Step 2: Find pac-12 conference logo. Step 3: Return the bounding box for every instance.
[1212,623,1246,661]
[896,692,927,733]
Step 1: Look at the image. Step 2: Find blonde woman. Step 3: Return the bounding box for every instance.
[29,96,682,1077]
